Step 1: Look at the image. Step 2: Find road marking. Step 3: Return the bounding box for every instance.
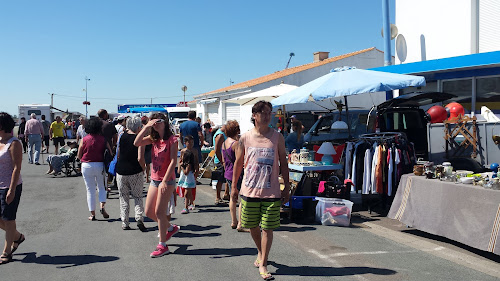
[308,247,446,258]
[362,222,500,279]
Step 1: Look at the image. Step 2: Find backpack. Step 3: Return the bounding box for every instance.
[103,147,114,173]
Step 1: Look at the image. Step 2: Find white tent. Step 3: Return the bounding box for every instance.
[224,83,298,105]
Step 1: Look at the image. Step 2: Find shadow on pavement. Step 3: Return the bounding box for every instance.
[268,261,397,277]
[170,245,256,258]
[180,224,221,231]
[274,225,317,232]
[402,229,500,263]
[175,232,221,238]
[196,208,229,213]
[19,252,119,268]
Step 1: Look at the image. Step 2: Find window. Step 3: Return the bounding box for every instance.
[28,110,42,116]
[442,79,472,113]
[476,76,500,113]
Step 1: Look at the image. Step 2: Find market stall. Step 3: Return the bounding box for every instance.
[388,174,500,255]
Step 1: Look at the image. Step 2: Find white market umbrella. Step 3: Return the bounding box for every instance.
[224,83,298,106]
[271,68,426,107]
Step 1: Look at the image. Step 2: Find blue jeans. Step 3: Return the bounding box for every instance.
[27,134,42,164]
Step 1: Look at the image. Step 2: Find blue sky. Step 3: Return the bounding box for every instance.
[0,0,395,117]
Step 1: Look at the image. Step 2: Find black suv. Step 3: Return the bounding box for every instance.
[376,92,456,160]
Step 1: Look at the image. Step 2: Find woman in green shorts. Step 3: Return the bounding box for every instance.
[232,101,291,280]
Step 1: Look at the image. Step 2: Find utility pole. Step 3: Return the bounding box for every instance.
[49,93,54,108]
[84,76,90,118]
[181,85,187,105]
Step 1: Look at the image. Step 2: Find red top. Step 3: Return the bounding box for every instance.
[151,135,178,182]
[80,134,106,163]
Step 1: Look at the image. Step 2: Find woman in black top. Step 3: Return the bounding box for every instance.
[115,117,147,231]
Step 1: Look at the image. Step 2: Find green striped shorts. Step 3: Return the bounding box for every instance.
[240,196,281,230]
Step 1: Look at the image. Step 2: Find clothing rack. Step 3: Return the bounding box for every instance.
[358,132,408,142]
[345,131,415,215]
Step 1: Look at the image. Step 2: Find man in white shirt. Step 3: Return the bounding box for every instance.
[115,115,126,135]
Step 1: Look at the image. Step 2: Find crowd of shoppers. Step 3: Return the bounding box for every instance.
[5,102,292,281]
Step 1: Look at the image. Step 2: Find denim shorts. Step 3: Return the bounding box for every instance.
[227,177,242,192]
[151,179,176,187]
[0,184,23,221]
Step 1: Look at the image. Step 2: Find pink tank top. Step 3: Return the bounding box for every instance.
[239,129,281,198]
[151,136,178,182]
[0,137,23,189]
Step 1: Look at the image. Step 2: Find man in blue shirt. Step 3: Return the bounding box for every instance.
[179,110,204,162]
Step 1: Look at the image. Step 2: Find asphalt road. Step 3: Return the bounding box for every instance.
[1,150,499,281]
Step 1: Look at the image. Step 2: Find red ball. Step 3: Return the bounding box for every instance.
[445,102,465,119]
[427,105,448,123]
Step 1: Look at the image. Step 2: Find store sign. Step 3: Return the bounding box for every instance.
[176,101,188,107]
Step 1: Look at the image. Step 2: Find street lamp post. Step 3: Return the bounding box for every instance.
[84,76,90,118]
[181,85,187,105]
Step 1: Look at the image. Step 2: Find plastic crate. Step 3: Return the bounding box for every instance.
[290,196,317,209]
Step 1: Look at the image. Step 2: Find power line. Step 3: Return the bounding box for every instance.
[52,93,195,100]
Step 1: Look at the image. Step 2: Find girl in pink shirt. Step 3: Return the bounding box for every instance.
[134,113,179,258]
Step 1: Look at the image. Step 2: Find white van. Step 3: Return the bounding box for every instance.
[167,107,191,120]
[18,104,52,122]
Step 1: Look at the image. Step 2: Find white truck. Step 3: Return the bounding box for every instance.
[18,104,52,122]
[167,107,192,135]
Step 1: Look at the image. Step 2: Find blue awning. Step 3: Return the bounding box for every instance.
[370,51,500,80]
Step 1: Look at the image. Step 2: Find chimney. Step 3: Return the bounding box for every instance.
[313,51,330,62]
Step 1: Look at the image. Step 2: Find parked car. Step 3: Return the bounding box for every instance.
[376,92,456,160]
[303,110,375,148]
[171,118,189,135]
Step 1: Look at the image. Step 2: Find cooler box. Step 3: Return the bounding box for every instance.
[315,197,353,226]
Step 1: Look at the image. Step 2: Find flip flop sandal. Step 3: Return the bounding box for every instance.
[254,259,261,268]
[11,233,25,254]
[259,271,274,280]
[0,253,13,265]
[89,215,96,221]
[237,227,250,233]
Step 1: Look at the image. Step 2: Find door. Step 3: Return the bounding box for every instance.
[225,103,240,123]
[206,102,219,124]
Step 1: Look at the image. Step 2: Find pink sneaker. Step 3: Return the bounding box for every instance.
[166,224,180,241]
[150,244,170,258]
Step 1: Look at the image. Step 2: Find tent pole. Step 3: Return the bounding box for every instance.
[283,105,287,136]
[344,96,351,139]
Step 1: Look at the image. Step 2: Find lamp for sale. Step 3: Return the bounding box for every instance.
[317,142,337,165]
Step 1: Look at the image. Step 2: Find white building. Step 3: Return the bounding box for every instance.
[395,0,500,64]
[374,0,500,115]
[193,47,386,132]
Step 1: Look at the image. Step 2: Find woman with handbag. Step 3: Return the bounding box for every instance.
[77,117,112,221]
[115,117,147,231]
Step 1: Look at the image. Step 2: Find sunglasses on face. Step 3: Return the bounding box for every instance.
[155,119,165,123]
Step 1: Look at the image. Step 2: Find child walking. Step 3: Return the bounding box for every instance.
[178,136,197,214]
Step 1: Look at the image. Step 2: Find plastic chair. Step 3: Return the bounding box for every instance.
[198,150,215,181]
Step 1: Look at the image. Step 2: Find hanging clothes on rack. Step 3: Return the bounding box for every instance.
[343,132,416,197]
